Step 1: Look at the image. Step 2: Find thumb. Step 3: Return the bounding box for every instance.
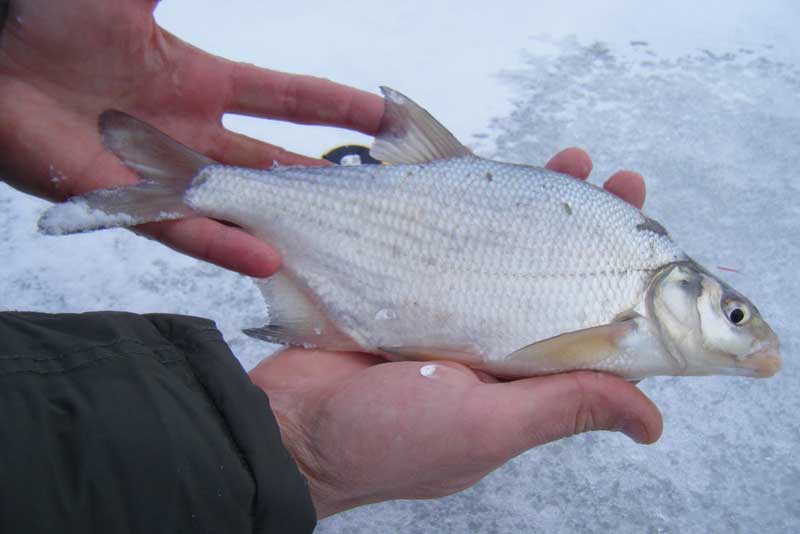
[467,371,663,463]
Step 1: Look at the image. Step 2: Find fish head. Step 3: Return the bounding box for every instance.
[647,261,781,378]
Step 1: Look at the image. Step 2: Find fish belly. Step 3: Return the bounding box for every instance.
[186,156,686,358]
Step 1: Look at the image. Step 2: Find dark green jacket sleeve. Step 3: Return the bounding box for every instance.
[0,311,316,534]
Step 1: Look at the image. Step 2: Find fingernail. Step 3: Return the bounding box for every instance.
[615,418,649,444]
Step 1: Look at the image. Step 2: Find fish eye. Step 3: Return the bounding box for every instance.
[723,299,750,326]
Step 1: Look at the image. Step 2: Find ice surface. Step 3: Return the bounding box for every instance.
[0,191,270,368]
[2,1,799,533]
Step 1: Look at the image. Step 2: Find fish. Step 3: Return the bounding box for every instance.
[38,87,781,380]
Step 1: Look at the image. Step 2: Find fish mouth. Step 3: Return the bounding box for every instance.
[737,339,782,378]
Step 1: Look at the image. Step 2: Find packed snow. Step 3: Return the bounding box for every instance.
[37,199,139,236]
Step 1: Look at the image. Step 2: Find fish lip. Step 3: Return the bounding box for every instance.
[737,339,782,378]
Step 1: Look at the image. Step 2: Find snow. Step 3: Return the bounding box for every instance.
[1,1,799,532]
[420,364,438,378]
[37,199,136,235]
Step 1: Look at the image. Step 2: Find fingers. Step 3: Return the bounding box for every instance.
[603,170,646,209]
[545,147,592,179]
[545,148,647,209]
[217,129,326,168]
[226,63,384,135]
[466,371,662,463]
[135,217,281,277]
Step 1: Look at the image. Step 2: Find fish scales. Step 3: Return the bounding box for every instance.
[39,87,780,379]
[186,156,685,359]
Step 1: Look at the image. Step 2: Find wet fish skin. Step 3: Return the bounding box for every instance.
[38,87,781,380]
[187,155,684,362]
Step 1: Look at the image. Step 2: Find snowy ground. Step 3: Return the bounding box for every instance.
[2,1,799,532]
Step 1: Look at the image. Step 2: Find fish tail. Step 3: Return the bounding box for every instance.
[38,111,215,235]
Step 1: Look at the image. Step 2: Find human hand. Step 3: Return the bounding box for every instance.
[249,150,659,519]
[0,0,383,277]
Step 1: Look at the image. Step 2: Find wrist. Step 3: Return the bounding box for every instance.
[271,404,338,518]
[250,377,350,519]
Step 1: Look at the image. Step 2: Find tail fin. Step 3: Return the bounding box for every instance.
[38,111,216,235]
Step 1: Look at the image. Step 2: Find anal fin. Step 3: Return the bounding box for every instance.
[244,271,359,351]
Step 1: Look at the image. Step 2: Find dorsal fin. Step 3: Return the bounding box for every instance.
[369,87,472,164]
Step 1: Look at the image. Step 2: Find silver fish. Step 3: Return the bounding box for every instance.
[39,87,781,380]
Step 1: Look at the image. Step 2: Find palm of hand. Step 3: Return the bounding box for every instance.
[0,0,382,276]
[252,345,660,518]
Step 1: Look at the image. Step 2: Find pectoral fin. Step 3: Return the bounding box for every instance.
[497,319,639,378]
[380,317,644,378]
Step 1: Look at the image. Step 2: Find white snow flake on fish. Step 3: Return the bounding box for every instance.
[38,87,781,380]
